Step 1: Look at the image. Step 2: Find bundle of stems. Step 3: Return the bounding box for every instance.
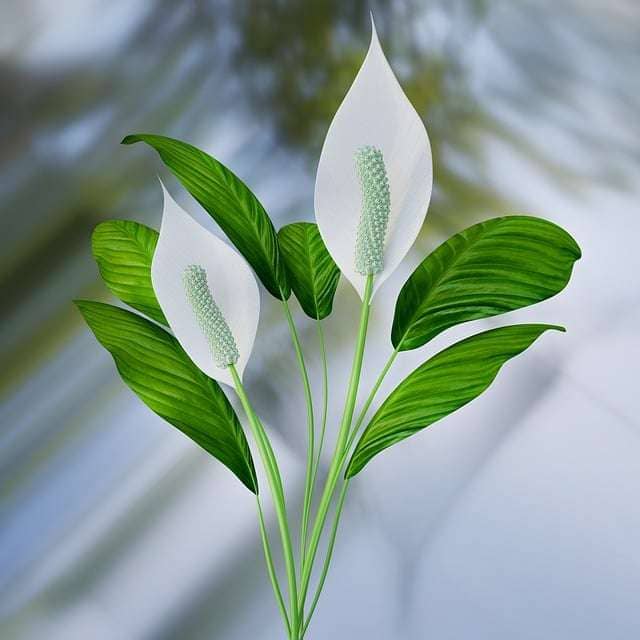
[236,275,384,639]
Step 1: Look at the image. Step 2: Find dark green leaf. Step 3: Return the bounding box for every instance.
[277,222,340,320]
[92,220,167,326]
[76,300,258,493]
[392,216,581,351]
[121,134,290,300]
[346,323,563,477]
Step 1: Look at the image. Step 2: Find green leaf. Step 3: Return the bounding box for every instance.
[122,133,290,300]
[76,300,258,493]
[92,220,167,326]
[277,222,340,320]
[392,216,581,351]
[346,323,563,477]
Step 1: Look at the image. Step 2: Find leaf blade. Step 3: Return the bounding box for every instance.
[76,300,258,493]
[122,133,290,300]
[346,323,563,477]
[92,220,167,326]
[392,216,581,351]
[277,222,341,320]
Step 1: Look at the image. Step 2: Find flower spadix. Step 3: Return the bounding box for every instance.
[151,182,259,386]
[315,17,433,299]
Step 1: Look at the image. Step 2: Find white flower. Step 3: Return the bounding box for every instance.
[151,181,260,386]
[314,17,433,299]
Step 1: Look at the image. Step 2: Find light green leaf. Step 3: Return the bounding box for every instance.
[76,300,258,493]
[121,134,290,300]
[277,222,341,320]
[346,324,563,477]
[92,219,167,326]
[392,216,581,351]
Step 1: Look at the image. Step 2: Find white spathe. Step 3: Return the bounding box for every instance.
[151,182,260,387]
[314,17,433,299]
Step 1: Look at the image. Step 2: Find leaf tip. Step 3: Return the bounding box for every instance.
[121,134,141,146]
[539,324,565,334]
[73,298,93,320]
[573,241,583,262]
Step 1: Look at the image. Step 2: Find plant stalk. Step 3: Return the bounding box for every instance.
[297,274,374,617]
[256,496,291,634]
[345,347,399,452]
[301,480,350,636]
[281,298,316,570]
[308,320,329,514]
[230,365,301,638]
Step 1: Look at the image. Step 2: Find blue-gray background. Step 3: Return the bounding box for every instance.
[1,1,639,638]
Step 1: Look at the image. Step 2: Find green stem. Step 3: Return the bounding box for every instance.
[301,480,349,637]
[256,496,290,635]
[281,298,316,570]
[345,347,399,453]
[298,274,374,616]
[230,365,300,638]
[308,320,329,521]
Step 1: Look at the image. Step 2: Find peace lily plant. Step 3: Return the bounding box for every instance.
[77,19,581,639]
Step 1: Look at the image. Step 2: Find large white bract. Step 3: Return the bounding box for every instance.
[151,182,260,386]
[315,17,433,299]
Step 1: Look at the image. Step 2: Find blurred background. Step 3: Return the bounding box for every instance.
[1,1,639,638]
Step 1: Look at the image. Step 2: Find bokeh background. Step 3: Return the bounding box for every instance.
[1,1,639,638]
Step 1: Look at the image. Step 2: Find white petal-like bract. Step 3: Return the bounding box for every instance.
[315,17,433,299]
[151,182,260,386]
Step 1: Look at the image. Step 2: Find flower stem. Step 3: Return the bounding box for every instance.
[280,298,316,571]
[229,365,300,638]
[301,479,349,637]
[345,347,399,452]
[255,495,290,635]
[297,274,374,618]
[308,320,329,514]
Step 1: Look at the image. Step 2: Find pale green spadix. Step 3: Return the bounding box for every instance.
[183,264,239,368]
[354,145,390,275]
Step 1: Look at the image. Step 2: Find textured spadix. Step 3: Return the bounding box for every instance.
[315,17,432,299]
[354,145,391,275]
[152,182,259,386]
[182,265,240,368]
